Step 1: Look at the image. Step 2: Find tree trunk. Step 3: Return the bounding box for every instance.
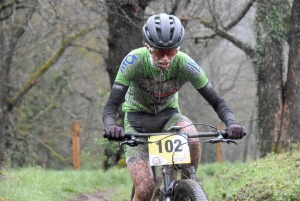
[105,1,149,86]
[0,24,26,167]
[255,0,285,157]
[0,28,10,167]
[280,0,300,146]
[103,0,151,169]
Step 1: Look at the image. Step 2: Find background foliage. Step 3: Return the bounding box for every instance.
[0,0,299,172]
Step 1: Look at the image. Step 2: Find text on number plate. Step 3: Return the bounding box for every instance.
[148,134,191,166]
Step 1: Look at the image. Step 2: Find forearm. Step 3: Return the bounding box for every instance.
[197,82,237,126]
[102,82,128,127]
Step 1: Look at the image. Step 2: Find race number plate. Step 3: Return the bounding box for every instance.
[148,134,191,166]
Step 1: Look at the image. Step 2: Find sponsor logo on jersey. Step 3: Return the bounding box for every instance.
[153,88,180,98]
[138,83,154,96]
[185,58,201,76]
[138,77,181,98]
[120,54,139,73]
[112,83,124,91]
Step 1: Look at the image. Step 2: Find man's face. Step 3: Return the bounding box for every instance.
[145,43,178,71]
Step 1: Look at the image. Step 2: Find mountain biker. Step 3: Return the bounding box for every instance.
[102,13,246,201]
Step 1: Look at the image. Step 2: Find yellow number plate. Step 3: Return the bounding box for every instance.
[148,134,191,166]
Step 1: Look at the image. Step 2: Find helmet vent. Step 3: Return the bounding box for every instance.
[156,28,162,41]
[170,28,174,40]
[154,17,160,24]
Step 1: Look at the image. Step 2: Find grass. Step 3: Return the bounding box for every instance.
[198,143,300,200]
[1,143,300,201]
[0,167,132,201]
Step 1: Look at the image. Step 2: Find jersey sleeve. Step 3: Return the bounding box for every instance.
[115,50,141,86]
[183,55,209,89]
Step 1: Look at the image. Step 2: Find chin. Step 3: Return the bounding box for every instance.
[159,66,170,71]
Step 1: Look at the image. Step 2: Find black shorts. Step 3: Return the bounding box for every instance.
[127,108,179,133]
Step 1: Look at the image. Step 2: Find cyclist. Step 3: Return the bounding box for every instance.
[103,13,246,201]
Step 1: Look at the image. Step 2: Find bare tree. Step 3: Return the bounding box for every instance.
[0,0,108,168]
[186,0,298,156]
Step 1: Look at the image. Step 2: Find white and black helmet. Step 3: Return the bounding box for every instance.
[142,13,185,49]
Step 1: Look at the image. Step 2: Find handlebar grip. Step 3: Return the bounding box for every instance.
[220,130,228,138]
[103,131,108,138]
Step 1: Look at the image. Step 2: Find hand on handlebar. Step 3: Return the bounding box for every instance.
[226,124,246,139]
[104,125,124,141]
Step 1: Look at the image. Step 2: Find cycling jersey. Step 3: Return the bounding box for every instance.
[115,47,208,115]
[103,47,237,128]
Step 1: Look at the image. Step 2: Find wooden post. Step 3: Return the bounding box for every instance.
[216,124,222,163]
[72,122,81,170]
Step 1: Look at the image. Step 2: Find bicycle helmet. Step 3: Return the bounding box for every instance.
[142,13,185,49]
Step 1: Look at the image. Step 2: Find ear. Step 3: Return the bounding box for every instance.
[144,43,152,53]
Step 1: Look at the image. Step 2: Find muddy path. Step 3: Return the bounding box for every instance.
[68,188,117,201]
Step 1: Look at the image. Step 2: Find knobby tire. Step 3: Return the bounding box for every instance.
[173,179,208,201]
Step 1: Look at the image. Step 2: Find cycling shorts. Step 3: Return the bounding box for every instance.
[124,109,193,166]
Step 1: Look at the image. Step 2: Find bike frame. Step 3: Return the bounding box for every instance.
[104,125,238,201]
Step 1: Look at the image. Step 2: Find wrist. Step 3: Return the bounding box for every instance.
[225,118,238,127]
[227,122,239,126]
[103,116,116,127]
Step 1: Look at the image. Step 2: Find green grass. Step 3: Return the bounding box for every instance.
[1,144,300,201]
[0,167,132,201]
[198,144,300,200]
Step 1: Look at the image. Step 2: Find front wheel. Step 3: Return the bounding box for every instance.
[173,179,208,201]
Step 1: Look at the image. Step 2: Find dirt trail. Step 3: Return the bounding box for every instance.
[68,189,116,201]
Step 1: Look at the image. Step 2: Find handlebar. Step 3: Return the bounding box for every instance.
[122,130,227,138]
[103,126,238,147]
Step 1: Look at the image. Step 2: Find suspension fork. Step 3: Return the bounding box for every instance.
[162,165,196,197]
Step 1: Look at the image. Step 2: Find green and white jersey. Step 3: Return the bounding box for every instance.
[115,47,209,114]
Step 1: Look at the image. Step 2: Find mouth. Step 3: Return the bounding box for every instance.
[159,62,170,70]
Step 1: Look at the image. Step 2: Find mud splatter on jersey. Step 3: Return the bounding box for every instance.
[115,47,208,114]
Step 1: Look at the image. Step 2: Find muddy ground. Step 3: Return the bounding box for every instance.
[68,189,117,201]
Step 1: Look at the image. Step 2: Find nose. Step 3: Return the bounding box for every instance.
[161,54,170,60]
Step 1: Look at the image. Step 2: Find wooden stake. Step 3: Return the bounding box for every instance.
[72,122,81,170]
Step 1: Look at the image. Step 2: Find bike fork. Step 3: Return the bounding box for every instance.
[162,166,173,200]
[162,165,197,200]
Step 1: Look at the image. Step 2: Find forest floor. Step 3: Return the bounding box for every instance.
[68,188,116,201]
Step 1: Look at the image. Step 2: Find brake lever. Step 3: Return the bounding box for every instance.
[204,135,238,145]
[119,136,147,147]
[221,138,238,145]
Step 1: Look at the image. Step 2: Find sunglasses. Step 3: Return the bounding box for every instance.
[149,47,179,59]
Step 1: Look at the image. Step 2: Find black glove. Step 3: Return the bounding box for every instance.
[104,126,124,141]
[226,124,246,139]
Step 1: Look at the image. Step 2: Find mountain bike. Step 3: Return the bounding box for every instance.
[104,123,238,201]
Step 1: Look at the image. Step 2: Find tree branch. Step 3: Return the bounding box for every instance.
[10,129,71,162]
[0,1,14,13]
[182,17,255,58]
[31,85,61,122]
[0,0,31,21]
[191,0,256,40]
[59,106,78,119]
[170,0,181,15]
[8,19,105,111]
[226,0,256,30]
[71,44,104,54]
